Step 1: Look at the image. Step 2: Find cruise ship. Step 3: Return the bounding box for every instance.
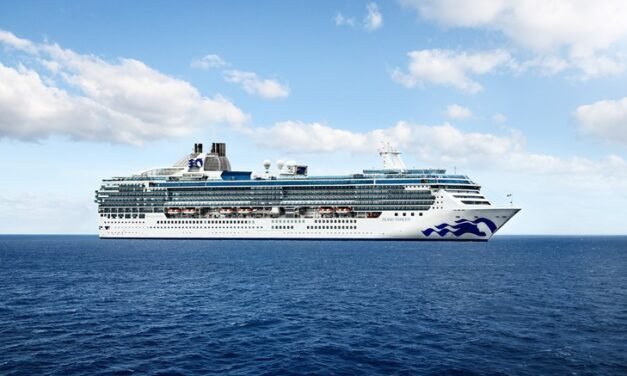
[95,142,520,240]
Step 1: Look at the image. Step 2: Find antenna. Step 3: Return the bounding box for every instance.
[507,193,513,207]
[378,142,406,171]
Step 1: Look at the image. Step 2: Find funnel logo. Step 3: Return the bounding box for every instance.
[188,158,203,169]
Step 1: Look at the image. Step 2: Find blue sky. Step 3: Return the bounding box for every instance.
[1,0,627,234]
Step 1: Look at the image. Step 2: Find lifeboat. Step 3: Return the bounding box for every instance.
[219,208,234,215]
[237,207,253,214]
[335,207,352,215]
[319,207,334,215]
[166,208,181,215]
[182,208,196,215]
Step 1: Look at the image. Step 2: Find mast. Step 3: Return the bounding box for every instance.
[378,142,406,171]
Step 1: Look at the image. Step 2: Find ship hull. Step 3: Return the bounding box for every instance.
[98,208,520,241]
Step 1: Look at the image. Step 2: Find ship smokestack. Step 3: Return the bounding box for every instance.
[197,143,203,153]
[211,142,226,157]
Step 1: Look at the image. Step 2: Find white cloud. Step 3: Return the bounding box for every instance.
[575,97,627,145]
[0,31,247,145]
[190,54,227,69]
[402,0,627,55]
[223,70,290,99]
[335,13,356,27]
[492,113,507,123]
[246,121,371,152]
[400,0,505,27]
[364,3,383,31]
[572,54,626,79]
[392,49,511,93]
[244,120,627,182]
[191,54,291,99]
[512,55,570,76]
[0,30,35,52]
[445,104,472,119]
[246,120,523,163]
[335,3,382,31]
[401,0,627,78]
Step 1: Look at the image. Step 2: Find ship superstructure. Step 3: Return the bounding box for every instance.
[95,142,520,240]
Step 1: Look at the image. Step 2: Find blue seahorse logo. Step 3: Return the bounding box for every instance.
[422,218,497,237]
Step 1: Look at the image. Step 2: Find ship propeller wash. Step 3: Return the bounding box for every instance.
[95,142,520,240]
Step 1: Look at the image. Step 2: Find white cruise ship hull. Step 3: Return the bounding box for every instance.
[98,207,520,241]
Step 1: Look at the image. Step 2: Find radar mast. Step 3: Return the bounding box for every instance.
[378,142,406,171]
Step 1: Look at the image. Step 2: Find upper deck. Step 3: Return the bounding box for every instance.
[100,142,480,191]
[104,170,478,189]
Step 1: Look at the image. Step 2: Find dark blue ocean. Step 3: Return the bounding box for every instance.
[1,236,626,375]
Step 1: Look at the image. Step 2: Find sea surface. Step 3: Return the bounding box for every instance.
[0,236,626,375]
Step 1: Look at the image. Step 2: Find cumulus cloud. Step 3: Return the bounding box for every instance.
[392,49,511,93]
[223,70,290,99]
[0,30,35,52]
[512,55,570,76]
[400,0,627,78]
[572,54,626,79]
[243,120,627,180]
[445,104,472,119]
[0,30,248,145]
[190,54,227,69]
[246,121,371,152]
[191,54,291,100]
[245,120,523,164]
[575,97,627,144]
[402,0,627,54]
[335,3,383,31]
[364,3,383,31]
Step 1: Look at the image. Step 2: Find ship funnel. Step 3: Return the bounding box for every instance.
[193,143,204,153]
[211,142,226,157]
